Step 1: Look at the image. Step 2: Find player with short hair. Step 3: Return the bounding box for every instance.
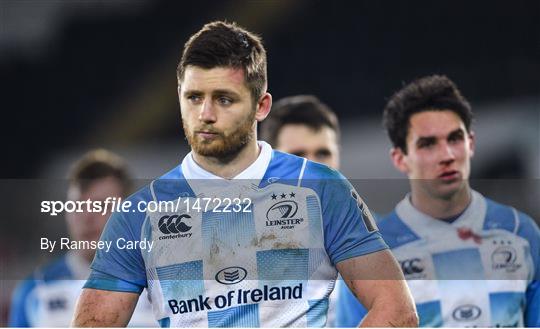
[72,21,417,327]
[260,95,340,169]
[335,75,540,327]
[9,149,155,327]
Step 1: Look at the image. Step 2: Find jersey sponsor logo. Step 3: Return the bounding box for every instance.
[158,214,192,240]
[215,266,247,285]
[452,304,482,321]
[266,193,304,229]
[167,283,303,314]
[350,189,378,233]
[399,258,425,279]
[491,243,521,272]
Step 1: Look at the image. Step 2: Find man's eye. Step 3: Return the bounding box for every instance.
[418,141,434,149]
[217,97,233,105]
[449,134,464,143]
[187,95,202,103]
[315,149,331,158]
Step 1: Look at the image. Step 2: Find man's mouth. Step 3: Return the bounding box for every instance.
[438,170,460,181]
[195,130,220,139]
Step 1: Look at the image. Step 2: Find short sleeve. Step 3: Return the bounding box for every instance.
[84,268,144,294]
[88,210,147,290]
[301,162,388,265]
[321,174,387,265]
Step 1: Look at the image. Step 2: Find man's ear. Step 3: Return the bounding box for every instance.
[390,147,409,174]
[255,92,272,122]
[468,130,476,158]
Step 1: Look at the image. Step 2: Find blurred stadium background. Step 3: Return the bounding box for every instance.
[1,0,539,325]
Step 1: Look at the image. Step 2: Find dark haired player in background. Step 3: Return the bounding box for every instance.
[260,95,340,169]
[72,21,417,327]
[9,149,155,327]
[336,75,540,327]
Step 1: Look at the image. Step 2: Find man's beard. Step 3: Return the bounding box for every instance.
[183,111,255,159]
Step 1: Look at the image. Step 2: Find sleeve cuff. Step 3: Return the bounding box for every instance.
[84,269,144,294]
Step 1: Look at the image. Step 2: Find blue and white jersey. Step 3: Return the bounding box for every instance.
[335,190,540,327]
[9,252,156,327]
[84,141,387,327]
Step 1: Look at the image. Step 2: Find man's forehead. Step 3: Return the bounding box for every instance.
[278,124,337,148]
[181,66,247,91]
[408,110,466,139]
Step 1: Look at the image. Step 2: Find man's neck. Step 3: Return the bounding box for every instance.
[191,139,260,179]
[410,184,472,220]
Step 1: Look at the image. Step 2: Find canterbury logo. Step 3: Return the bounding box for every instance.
[400,258,424,275]
[158,214,192,234]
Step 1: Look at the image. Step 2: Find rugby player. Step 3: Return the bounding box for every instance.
[72,21,417,327]
[9,149,155,327]
[261,94,340,169]
[335,75,540,327]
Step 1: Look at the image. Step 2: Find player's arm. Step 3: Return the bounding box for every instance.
[72,288,138,327]
[337,249,418,327]
[71,207,148,327]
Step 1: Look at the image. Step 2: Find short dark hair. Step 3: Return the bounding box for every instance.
[177,21,267,103]
[68,149,131,195]
[261,95,340,147]
[383,75,473,153]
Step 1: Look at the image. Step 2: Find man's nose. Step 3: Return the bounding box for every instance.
[440,142,456,165]
[199,99,217,123]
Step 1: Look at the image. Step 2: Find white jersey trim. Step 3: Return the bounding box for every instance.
[297,158,307,187]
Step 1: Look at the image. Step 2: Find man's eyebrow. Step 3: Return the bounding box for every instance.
[448,128,465,137]
[416,136,437,144]
[183,89,203,96]
[212,89,240,97]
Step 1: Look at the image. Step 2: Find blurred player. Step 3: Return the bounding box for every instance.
[8,149,156,327]
[335,75,540,327]
[261,95,340,169]
[72,21,417,327]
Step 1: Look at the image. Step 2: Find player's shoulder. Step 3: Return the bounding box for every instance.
[36,255,72,282]
[263,151,344,194]
[298,157,352,199]
[376,211,420,249]
[483,196,539,236]
[303,157,343,180]
[264,150,311,180]
[17,255,72,286]
[124,164,192,205]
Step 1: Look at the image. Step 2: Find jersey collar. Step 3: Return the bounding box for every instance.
[396,190,486,239]
[180,141,273,196]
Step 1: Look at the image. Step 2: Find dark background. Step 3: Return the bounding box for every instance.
[2,0,539,179]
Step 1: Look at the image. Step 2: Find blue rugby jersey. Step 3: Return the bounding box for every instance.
[9,252,156,327]
[335,191,540,327]
[84,142,387,327]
